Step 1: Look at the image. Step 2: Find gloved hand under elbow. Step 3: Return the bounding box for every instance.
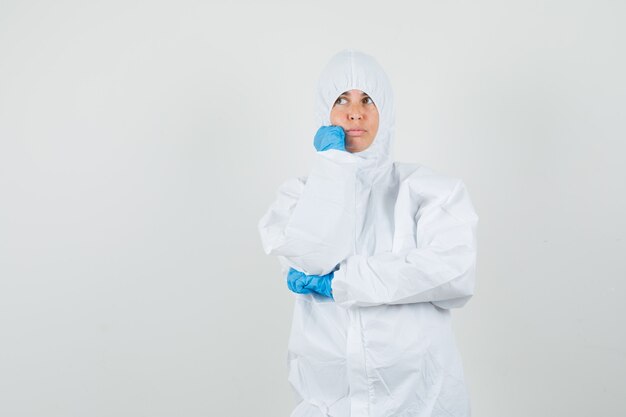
[313,125,345,152]
[287,267,334,299]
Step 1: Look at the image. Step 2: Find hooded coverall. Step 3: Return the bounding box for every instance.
[258,49,479,417]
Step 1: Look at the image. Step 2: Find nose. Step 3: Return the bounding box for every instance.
[349,112,362,120]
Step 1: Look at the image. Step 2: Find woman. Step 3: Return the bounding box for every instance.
[258,49,479,417]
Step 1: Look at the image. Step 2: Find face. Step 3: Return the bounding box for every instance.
[330,89,379,153]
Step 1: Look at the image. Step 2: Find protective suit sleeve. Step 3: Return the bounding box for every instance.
[258,149,358,276]
[331,180,479,309]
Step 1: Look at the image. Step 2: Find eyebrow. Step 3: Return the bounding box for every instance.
[338,91,370,97]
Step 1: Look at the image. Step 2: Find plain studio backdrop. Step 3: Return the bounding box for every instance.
[1,1,624,416]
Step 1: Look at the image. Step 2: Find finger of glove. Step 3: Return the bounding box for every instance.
[294,275,312,292]
[314,126,345,151]
[288,268,306,293]
[287,277,296,293]
[305,275,332,298]
[288,268,305,282]
[288,277,312,294]
[320,136,344,151]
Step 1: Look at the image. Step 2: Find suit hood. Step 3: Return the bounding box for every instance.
[315,49,396,171]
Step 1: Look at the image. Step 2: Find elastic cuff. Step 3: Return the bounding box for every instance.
[330,259,353,308]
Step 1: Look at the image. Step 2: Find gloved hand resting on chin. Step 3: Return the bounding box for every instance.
[287,267,334,299]
[313,125,346,152]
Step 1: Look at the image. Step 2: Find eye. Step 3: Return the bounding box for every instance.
[362,96,374,105]
[334,97,348,105]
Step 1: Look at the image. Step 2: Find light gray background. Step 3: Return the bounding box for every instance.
[1,1,624,416]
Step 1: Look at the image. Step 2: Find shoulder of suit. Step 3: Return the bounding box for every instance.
[392,161,463,204]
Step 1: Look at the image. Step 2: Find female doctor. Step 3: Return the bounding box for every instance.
[258,49,479,417]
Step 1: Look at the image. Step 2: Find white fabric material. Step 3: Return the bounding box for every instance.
[258,49,479,417]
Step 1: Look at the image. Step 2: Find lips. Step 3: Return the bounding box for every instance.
[346,129,366,137]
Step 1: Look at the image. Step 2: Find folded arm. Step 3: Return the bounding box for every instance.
[331,180,479,309]
[258,150,359,276]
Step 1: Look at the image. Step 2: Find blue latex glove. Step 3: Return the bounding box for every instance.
[313,125,346,152]
[287,267,334,299]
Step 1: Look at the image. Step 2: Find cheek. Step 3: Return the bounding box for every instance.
[369,110,379,130]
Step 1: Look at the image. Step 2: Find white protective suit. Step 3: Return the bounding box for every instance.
[258,49,479,417]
